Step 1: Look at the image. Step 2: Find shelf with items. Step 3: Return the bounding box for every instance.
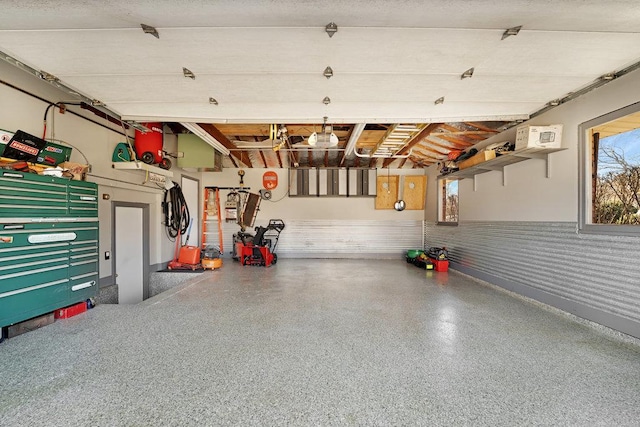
[438,147,567,190]
[111,161,173,177]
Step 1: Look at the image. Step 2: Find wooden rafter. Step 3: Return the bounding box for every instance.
[324,150,329,168]
[440,130,499,136]
[308,149,314,167]
[459,133,489,141]
[422,139,468,152]
[259,150,268,168]
[382,123,441,167]
[411,147,444,161]
[398,158,408,168]
[410,155,436,167]
[433,134,476,147]
[276,150,283,168]
[396,123,441,156]
[465,122,501,133]
[198,123,251,168]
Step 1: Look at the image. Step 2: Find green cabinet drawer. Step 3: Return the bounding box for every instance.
[0,174,68,217]
[68,182,98,218]
[0,278,70,326]
[0,171,98,219]
[0,254,69,295]
[69,241,98,277]
[68,274,98,303]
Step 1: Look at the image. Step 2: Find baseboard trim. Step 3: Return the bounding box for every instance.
[99,276,114,288]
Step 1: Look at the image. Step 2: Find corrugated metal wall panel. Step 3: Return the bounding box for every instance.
[425,221,640,335]
[204,220,423,259]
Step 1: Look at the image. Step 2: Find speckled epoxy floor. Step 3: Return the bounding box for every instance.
[1,259,639,426]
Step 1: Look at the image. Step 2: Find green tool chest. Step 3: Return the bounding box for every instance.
[0,170,99,329]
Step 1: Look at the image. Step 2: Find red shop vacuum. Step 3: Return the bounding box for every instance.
[239,219,285,267]
[168,217,202,271]
[134,122,172,170]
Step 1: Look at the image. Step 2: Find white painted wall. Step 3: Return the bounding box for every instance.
[425,68,640,223]
[0,61,193,280]
[202,168,427,223]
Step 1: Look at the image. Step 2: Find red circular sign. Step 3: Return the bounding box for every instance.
[263,171,278,190]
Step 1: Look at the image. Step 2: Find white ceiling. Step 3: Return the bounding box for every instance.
[1,0,639,124]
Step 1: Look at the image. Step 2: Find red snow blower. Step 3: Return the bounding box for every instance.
[239,219,285,267]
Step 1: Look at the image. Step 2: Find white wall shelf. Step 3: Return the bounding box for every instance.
[438,147,567,190]
[112,162,174,177]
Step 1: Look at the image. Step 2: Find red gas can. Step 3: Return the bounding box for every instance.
[178,245,201,265]
[430,258,449,272]
[134,122,164,164]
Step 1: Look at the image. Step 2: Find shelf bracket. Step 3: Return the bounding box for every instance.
[546,153,552,178]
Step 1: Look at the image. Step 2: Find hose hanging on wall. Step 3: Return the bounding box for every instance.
[163,181,190,239]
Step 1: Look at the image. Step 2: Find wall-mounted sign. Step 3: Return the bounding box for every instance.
[263,171,278,190]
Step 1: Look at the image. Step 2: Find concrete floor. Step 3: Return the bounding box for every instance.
[1,259,639,426]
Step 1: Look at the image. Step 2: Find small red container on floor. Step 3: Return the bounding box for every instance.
[178,245,201,265]
[54,302,87,319]
[429,258,449,272]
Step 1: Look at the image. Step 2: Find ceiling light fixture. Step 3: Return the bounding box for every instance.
[323,96,331,105]
[325,22,338,38]
[435,96,445,105]
[501,25,522,40]
[180,122,230,156]
[308,116,339,147]
[547,99,561,107]
[323,66,334,79]
[183,67,195,79]
[343,123,366,156]
[209,97,218,105]
[601,72,616,81]
[140,24,159,39]
[461,68,474,79]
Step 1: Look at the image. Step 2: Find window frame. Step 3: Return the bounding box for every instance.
[437,177,459,226]
[578,101,640,235]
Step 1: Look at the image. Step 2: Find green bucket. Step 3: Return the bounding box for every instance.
[406,249,424,259]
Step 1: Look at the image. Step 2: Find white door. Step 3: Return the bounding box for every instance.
[181,176,200,246]
[115,206,144,304]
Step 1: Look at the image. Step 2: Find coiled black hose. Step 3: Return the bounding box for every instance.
[163,182,190,239]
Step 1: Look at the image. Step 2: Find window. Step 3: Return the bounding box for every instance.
[439,178,459,224]
[579,101,640,234]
